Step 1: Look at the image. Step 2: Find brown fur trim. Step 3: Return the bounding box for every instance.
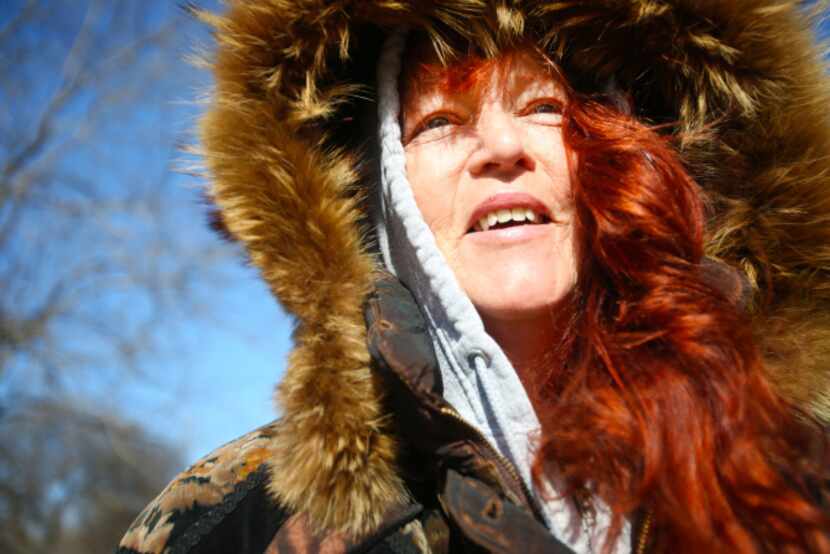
[195,0,830,537]
[195,4,411,536]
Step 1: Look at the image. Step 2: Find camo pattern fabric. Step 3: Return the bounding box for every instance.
[117,421,281,554]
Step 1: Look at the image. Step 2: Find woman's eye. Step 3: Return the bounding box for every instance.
[529,102,562,115]
[423,115,451,130]
[406,114,456,143]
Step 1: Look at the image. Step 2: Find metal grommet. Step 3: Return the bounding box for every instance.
[482,496,503,520]
[375,319,394,332]
[466,348,490,370]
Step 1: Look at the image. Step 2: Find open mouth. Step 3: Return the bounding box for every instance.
[467,207,552,233]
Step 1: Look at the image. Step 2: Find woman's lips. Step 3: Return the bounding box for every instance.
[464,221,552,245]
[466,192,552,233]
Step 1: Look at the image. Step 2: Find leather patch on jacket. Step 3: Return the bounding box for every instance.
[441,469,576,554]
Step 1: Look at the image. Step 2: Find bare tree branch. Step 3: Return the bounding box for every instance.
[0,2,240,551]
[0,0,39,44]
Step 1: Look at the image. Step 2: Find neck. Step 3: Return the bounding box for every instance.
[481,296,575,408]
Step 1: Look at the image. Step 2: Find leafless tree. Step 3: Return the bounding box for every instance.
[0,1,230,396]
[0,0,232,551]
[0,398,183,554]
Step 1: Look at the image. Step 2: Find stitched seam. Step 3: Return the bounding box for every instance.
[168,465,269,554]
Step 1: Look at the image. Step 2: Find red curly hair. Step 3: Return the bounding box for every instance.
[545,92,829,553]
[400,38,830,553]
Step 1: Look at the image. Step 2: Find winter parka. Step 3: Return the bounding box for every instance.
[118,1,830,553]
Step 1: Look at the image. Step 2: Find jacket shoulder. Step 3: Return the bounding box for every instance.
[116,420,289,554]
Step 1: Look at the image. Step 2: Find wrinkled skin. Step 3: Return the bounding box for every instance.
[401,52,577,369]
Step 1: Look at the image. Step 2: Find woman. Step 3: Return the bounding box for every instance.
[118,1,830,553]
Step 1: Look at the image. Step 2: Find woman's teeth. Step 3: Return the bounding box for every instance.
[475,208,542,232]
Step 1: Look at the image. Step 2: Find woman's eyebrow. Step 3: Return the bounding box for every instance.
[506,75,562,99]
[408,88,480,117]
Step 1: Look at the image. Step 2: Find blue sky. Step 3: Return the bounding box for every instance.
[87,2,293,462]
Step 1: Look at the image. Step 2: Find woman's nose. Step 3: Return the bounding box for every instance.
[468,107,534,177]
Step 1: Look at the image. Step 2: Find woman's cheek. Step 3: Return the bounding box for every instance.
[406,148,453,235]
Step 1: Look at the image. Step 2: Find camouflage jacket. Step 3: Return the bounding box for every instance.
[118,277,653,554]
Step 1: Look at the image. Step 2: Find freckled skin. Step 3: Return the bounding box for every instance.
[401,53,577,372]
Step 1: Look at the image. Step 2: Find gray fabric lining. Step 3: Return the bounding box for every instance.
[374,30,629,554]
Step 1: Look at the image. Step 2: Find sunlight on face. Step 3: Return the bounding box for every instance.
[401,51,578,324]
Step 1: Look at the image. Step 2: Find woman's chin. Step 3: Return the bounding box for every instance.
[458,261,575,322]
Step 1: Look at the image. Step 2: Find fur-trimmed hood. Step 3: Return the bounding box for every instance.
[195,0,830,539]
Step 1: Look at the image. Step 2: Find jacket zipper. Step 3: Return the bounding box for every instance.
[636,510,653,554]
[438,405,547,524]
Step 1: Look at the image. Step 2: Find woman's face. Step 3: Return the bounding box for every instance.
[401,52,577,323]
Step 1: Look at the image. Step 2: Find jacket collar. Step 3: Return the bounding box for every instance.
[364,274,539,514]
